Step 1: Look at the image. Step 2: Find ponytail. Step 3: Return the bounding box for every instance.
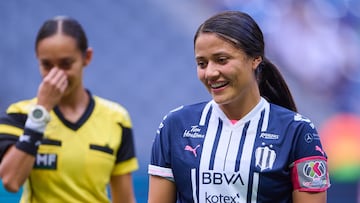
[194,11,298,112]
[256,58,298,112]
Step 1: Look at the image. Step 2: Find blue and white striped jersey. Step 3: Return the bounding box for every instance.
[149,98,330,203]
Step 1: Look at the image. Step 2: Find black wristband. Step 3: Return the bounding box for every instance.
[15,128,43,156]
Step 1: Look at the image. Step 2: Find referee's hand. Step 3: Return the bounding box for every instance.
[37,67,68,111]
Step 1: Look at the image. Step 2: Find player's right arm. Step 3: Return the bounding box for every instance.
[148,175,176,203]
[0,146,37,192]
[0,68,67,192]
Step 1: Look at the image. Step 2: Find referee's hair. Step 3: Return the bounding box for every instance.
[194,10,297,112]
[35,16,89,56]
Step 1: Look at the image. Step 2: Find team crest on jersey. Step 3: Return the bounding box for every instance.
[255,144,276,171]
[34,153,57,169]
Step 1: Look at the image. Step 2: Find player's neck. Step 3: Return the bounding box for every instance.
[57,88,90,123]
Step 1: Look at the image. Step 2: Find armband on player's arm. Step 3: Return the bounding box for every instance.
[15,105,50,156]
[291,156,330,192]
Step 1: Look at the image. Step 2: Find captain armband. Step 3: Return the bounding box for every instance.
[291,156,330,192]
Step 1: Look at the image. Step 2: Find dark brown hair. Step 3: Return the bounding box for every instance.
[35,16,88,55]
[194,11,297,112]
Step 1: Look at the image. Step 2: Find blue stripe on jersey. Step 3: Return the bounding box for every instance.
[235,121,250,172]
[247,109,265,203]
[209,118,223,170]
[199,102,213,126]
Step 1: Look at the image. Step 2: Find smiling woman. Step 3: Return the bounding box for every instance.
[148,10,330,203]
[195,33,262,119]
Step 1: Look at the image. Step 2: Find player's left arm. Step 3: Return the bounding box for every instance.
[293,190,327,203]
[110,173,136,203]
[290,114,330,202]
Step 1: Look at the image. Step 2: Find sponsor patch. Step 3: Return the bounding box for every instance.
[183,125,205,138]
[292,156,330,191]
[260,132,279,140]
[304,133,321,143]
[34,153,57,169]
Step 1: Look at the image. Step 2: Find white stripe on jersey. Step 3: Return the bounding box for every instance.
[191,168,198,203]
[251,173,259,203]
[199,113,219,170]
[260,101,270,132]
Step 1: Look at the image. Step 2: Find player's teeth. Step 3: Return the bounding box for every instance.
[211,82,226,88]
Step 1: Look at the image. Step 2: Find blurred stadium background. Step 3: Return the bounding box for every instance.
[0,0,359,202]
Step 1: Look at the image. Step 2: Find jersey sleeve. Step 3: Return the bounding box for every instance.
[112,124,139,175]
[0,110,27,160]
[148,114,174,181]
[111,106,139,176]
[290,117,330,192]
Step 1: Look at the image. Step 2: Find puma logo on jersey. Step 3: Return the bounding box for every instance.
[185,144,200,157]
[315,145,325,156]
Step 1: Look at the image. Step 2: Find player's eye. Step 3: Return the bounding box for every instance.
[41,61,53,70]
[196,60,208,69]
[216,56,228,65]
[58,59,74,70]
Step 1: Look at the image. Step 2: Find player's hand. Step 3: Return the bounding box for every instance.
[36,68,68,111]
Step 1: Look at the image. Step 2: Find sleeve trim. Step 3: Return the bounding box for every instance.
[148,164,174,181]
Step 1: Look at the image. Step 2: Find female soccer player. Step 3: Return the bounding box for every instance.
[148,11,330,203]
[0,16,138,203]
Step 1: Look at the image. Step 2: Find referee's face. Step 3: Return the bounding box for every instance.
[195,33,261,115]
[36,34,91,97]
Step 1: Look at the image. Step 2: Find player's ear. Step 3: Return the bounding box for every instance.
[252,56,262,70]
[83,47,93,67]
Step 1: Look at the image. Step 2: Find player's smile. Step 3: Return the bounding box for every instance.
[210,81,229,89]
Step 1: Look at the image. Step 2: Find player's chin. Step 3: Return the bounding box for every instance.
[212,95,230,105]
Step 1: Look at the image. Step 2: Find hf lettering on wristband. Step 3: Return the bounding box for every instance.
[15,128,44,156]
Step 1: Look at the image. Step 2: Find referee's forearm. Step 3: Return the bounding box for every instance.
[0,145,36,192]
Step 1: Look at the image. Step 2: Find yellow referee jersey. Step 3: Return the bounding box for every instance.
[0,92,138,203]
